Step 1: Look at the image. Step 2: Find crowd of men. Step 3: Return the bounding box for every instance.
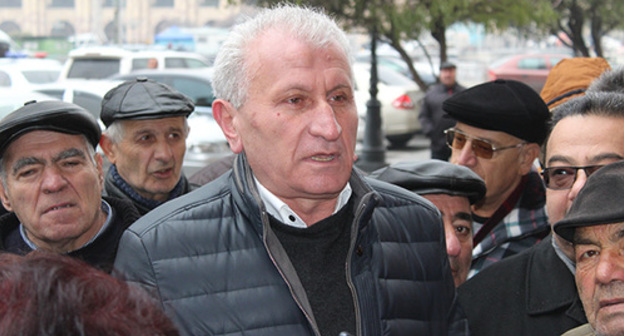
[1,4,624,336]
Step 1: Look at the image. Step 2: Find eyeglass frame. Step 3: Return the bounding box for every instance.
[540,165,605,190]
[444,128,527,159]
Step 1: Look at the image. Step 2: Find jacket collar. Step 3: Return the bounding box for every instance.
[526,235,587,323]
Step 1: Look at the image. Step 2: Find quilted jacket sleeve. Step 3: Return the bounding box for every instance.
[113,229,161,304]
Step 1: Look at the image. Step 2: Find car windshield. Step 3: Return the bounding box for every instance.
[68,59,121,79]
[22,70,60,84]
[378,66,416,86]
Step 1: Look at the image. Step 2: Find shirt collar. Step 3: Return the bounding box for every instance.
[20,200,113,252]
[254,176,352,228]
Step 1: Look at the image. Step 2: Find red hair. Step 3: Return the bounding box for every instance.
[0,252,179,336]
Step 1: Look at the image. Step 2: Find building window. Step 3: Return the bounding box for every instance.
[48,0,74,8]
[200,0,219,7]
[0,0,21,7]
[152,0,173,7]
[103,0,126,7]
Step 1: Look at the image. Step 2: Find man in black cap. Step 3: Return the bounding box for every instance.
[419,61,465,161]
[442,79,551,277]
[370,160,486,286]
[99,77,197,215]
[554,160,624,336]
[0,100,140,273]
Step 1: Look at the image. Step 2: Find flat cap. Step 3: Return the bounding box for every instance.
[442,79,550,145]
[100,77,194,127]
[440,61,456,70]
[370,160,486,204]
[554,160,624,242]
[0,100,101,157]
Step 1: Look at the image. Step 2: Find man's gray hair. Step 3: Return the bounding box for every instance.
[211,4,353,109]
[104,118,190,144]
[551,91,624,127]
[587,67,624,95]
[0,134,97,186]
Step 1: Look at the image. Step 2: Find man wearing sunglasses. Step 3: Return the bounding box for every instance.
[441,79,551,278]
[457,88,624,334]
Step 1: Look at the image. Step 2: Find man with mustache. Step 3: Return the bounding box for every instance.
[555,160,624,336]
[371,159,486,287]
[113,5,467,335]
[99,77,197,215]
[0,100,139,272]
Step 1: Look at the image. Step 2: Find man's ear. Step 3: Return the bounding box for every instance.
[519,143,541,175]
[212,99,243,153]
[94,152,104,187]
[0,181,13,212]
[99,134,117,165]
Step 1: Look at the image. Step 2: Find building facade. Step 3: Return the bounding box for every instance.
[0,0,248,44]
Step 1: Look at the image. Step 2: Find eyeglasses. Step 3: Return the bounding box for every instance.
[541,165,604,190]
[444,128,526,159]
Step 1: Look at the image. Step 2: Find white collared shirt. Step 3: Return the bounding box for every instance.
[254,176,352,228]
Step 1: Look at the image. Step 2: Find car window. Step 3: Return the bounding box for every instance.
[0,71,10,87]
[72,91,103,119]
[184,58,209,68]
[21,70,61,84]
[131,58,151,71]
[517,57,546,70]
[377,65,415,86]
[164,58,189,68]
[550,57,565,68]
[170,78,214,106]
[34,89,64,100]
[68,59,121,79]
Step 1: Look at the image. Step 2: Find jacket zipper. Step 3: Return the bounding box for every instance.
[345,198,369,336]
[261,210,321,336]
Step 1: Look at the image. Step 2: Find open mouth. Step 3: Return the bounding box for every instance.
[311,155,335,162]
[44,204,73,214]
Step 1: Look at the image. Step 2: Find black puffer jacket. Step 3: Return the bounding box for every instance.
[113,154,468,336]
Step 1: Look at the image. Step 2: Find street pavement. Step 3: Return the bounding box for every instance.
[355,133,431,173]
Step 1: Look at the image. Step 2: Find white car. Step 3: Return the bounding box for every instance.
[32,79,124,124]
[0,58,62,89]
[59,46,211,80]
[353,62,423,147]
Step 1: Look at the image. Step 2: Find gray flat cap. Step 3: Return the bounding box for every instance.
[554,160,624,242]
[0,100,101,157]
[370,160,486,204]
[100,77,194,127]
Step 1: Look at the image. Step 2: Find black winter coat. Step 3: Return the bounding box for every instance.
[458,235,587,336]
[114,154,469,336]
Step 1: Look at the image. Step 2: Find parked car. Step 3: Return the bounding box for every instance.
[110,68,231,173]
[487,53,571,92]
[356,53,437,86]
[31,79,123,122]
[59,46,211,80]
[353,62,424,147]
[0,88,59,117]
[0,58,62,89]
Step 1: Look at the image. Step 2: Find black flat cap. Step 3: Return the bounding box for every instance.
[370,160,486,204]
[440,61,456,70]
[442,79,550,145]
[0,100,101,157]
[554,160,624,242]
[100,77,195,127]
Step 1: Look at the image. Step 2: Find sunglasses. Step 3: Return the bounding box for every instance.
[541,165,604,190]
[444,128,526,159]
